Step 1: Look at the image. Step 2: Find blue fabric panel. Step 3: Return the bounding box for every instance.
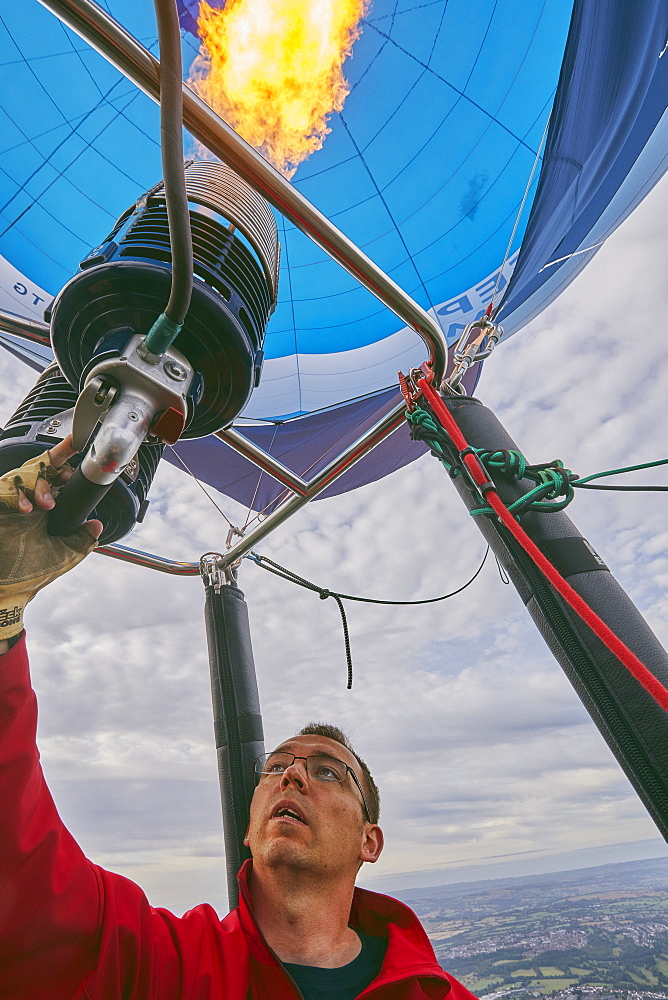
[0,0,572,430]
[167,361,480,514]
[168,388,412,515]
[497,0,668,326]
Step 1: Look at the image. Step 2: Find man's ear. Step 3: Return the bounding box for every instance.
[360,824,384,865]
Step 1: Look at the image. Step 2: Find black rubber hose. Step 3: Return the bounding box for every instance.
[153,0,193,326]
[48,2,190,538]
[47,465,110,537]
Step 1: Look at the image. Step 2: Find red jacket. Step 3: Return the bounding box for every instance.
[0,635,478,1000]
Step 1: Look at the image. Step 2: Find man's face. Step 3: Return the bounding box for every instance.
[245,734,383,881]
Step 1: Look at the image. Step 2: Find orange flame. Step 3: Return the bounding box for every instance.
[189,0,369,178]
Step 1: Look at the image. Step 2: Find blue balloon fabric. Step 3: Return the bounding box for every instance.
[0,0,666,513]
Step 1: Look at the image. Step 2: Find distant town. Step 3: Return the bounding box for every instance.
[394,856,668,999]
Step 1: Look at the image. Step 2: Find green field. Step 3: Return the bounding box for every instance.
[395,856,668,998]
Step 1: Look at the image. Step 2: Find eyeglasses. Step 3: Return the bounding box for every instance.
[254,751,371,822]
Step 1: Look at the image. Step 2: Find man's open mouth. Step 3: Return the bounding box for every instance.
[271,803,307,824]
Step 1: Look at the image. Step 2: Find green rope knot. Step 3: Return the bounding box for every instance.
[406,407,435,429]
[406,402,576,518]
[476,449,526,480]
[406,407,454,468]
[406,400,668,516]
[470,456,576,517]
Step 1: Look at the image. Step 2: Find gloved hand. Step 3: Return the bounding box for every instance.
[0,438,102,643]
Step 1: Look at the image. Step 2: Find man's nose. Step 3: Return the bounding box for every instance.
[280,759,307,789]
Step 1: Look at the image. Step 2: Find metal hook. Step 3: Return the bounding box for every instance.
[444,318,502,392]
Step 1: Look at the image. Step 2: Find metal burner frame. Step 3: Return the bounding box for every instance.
[1,0,449,574]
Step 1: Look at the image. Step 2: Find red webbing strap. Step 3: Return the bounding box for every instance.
[418,378,668,713]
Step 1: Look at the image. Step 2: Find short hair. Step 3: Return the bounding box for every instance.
[296,723,380,824]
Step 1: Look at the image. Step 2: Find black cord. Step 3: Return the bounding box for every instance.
[248,547,490,688]
[330,595,353,689]
[495,554,510,585]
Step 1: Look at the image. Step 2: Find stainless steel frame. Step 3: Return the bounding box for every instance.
[0,312,50,346]
[3,0,441,573]
[95,542,201,575]
[96,398,406,573]
[216,427,309,497]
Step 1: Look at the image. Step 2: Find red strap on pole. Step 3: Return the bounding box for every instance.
[418,378,668,713]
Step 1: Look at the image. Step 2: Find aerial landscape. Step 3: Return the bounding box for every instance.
[395,858,668,999]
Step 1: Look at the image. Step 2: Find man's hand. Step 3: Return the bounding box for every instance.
[0,437,103,651]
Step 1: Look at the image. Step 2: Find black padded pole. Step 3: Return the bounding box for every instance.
[201,556,264,909]
[442,395,668,840]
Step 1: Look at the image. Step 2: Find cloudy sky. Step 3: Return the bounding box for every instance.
[1,172,667,918]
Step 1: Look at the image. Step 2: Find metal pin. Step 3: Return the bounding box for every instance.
[163,360,188,382]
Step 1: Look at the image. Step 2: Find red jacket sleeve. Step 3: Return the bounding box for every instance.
[0,633,108,998]
[0,635,231,1000]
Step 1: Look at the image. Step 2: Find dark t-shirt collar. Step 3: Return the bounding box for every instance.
[282,930,387,1000]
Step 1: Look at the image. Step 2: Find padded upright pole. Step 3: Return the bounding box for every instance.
[442,395,668,840]
[201,556,264,909]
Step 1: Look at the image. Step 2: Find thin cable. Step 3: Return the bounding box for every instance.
[241,400,401,532]
[242,423,281,531]
[538,240,606,273]
[315,547,490,604]
[576,457,668,484]
[495,554,510,585]
[490,111,551,307]
[168,447,237,529]
[242,486,290,532]
[254,544,487,604]
[573,457,668,493]
[574,483,668,493]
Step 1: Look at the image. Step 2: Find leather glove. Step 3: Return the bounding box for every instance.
[0,451,97,640]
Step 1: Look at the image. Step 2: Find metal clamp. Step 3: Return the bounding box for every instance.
[38,407,75,439]
[200,552,227,592]
[72,333,194,485]
[444,318,502,393]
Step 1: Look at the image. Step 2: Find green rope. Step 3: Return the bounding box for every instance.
[406,406,458,470]
[574,457,668,484]
[469,454,575,516]
[406,404,668,518]
[406,406,576,516]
